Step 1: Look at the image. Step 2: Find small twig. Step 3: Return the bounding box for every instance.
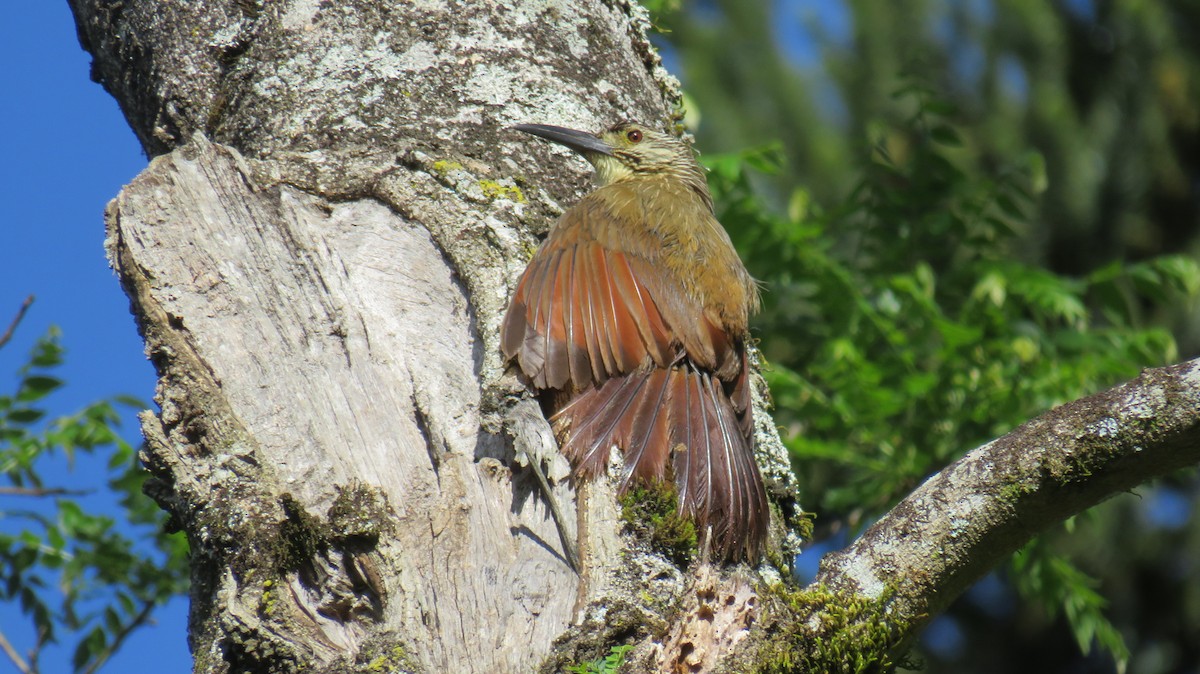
[82,599,157,674]
[0,295,35,350]
[526,455,580,572]
[0,627,33,674]
[0,486,91,497]
[30,624,47,674]
[505,399,580,572]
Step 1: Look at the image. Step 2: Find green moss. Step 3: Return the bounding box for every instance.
[766,506,815,573]
[358,642,421,673]
[478,179,526,203]
[999,479,1033,503]
[274,494,329,573]
[258,578,278,616]
[223,618,309,673]
[793,509,815,543]
[327,482,392,545]
[538,600,646,674]
[755,584,910,674]
[619,483,697,566]
[431,160,463,177]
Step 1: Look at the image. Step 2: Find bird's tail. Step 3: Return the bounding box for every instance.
[552,365,768,562]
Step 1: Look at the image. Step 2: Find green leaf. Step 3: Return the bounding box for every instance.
[112,394,147,409]
[934,318,982,349]
[930,124,963,147]
[1011,545,1129,670]
[902,371,938,396]
[1129,263,1167,301]
[104,606,122,634]
[17,375,63,402]
[923,98,961,117]
[59,500,86,535]
[6,408,45,424]
[602,645,633,671]
[73,626,107,671]
[46,527,66,551]
[994,193,1024,220]
[29,334,64,368]
[1152,255,1200,295]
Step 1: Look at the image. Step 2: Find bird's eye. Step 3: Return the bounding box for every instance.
[626,129,643,143]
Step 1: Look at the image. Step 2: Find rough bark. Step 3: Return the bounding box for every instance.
[68,0,1200,672]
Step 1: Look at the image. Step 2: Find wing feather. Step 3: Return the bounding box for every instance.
[564,247,592,388]
[554,371,649,477]
[588,244,620,378]
[577,245,607,384]
[543,252,571,389]
[618,369,672,487]
[502,237,674,388]
[609,252,672,368]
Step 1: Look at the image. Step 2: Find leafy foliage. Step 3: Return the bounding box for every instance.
[1011,540,1129,665]
[663,0,1200,309]
[701,83,1197,668]
[0,328,188,673]
[565,645,634,674]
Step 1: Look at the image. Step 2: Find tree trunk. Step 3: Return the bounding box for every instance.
[68,1,1200,672]
[69,0,791,671]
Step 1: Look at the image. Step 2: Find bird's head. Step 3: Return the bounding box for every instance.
[512,122,710,206]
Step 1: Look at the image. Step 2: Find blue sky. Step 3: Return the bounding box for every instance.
[1,4,191,672]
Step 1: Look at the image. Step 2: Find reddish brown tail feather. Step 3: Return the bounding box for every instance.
[552,364,768,562]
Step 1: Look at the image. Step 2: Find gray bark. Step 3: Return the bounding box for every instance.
[68,0,1200,672]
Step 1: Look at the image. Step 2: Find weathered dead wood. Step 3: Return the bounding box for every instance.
[110,137,584,671]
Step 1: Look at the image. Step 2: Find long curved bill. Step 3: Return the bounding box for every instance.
[511,124,614,156]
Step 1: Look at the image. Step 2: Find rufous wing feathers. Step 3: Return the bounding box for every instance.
[502,241,673,390]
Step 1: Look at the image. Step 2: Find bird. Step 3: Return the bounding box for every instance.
[502,121,768,563]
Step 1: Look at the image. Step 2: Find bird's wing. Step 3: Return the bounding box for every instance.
[502,194,747,391]
[624,255,741,381]
[502,237,674,390]
[577,183,745,382]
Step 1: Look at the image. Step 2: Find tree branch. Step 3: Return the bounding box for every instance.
[0,295,34,350]
[0,627,33,674]
[0,487,90,497]
[814,357,1200,652]
[81,599,156,674]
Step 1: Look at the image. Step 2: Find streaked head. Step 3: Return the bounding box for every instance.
[512,122,708,199]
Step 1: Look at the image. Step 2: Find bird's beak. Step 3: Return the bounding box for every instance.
[511,124,614,157]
